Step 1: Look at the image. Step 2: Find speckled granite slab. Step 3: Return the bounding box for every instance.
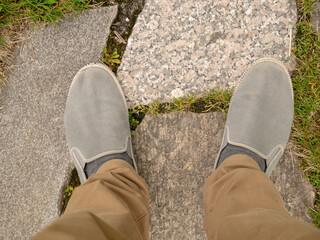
[133,112,314,239]
[118,0,297,107]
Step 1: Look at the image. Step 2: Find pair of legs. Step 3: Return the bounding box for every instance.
[33,59,320,239]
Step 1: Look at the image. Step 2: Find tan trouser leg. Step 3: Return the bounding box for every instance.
[32,160,149,240]
[203,154,320,240]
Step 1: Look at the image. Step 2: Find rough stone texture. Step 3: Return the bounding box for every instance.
[271,144,315,222]
[118,0,297,107]
[133,112,314,239]
[311,0,320,34]
[0,7,117,240]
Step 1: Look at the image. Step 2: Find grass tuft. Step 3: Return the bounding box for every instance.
[129,89,232,133]
[0,0,93,28]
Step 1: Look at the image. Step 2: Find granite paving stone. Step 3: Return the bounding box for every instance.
[118,0,297,107]
[0,7,117,239]
[133,112,315,239]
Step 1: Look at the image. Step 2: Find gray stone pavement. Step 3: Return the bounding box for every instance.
[133,112,315,239]
[0,7,117,239]
[312,0,320,34]
[118,0,297,107]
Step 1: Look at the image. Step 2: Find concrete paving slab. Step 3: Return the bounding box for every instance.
[133,112,314,239]
[118,0,297,107]
[0,7,117,239]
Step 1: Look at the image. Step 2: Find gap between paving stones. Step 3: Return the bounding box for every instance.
[98,0,145,73]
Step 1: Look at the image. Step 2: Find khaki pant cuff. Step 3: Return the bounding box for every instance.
[221,153,261,170]
[97,159,135,174]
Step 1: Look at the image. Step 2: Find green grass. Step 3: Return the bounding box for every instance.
[292,0,320,228]
[61,168,80,213]
[0,0,92,29]
[0,35,5,47]
[129,89,232,133]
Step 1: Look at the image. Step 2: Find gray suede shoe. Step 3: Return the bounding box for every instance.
[64,63,137,183]
[214,58,294,176]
